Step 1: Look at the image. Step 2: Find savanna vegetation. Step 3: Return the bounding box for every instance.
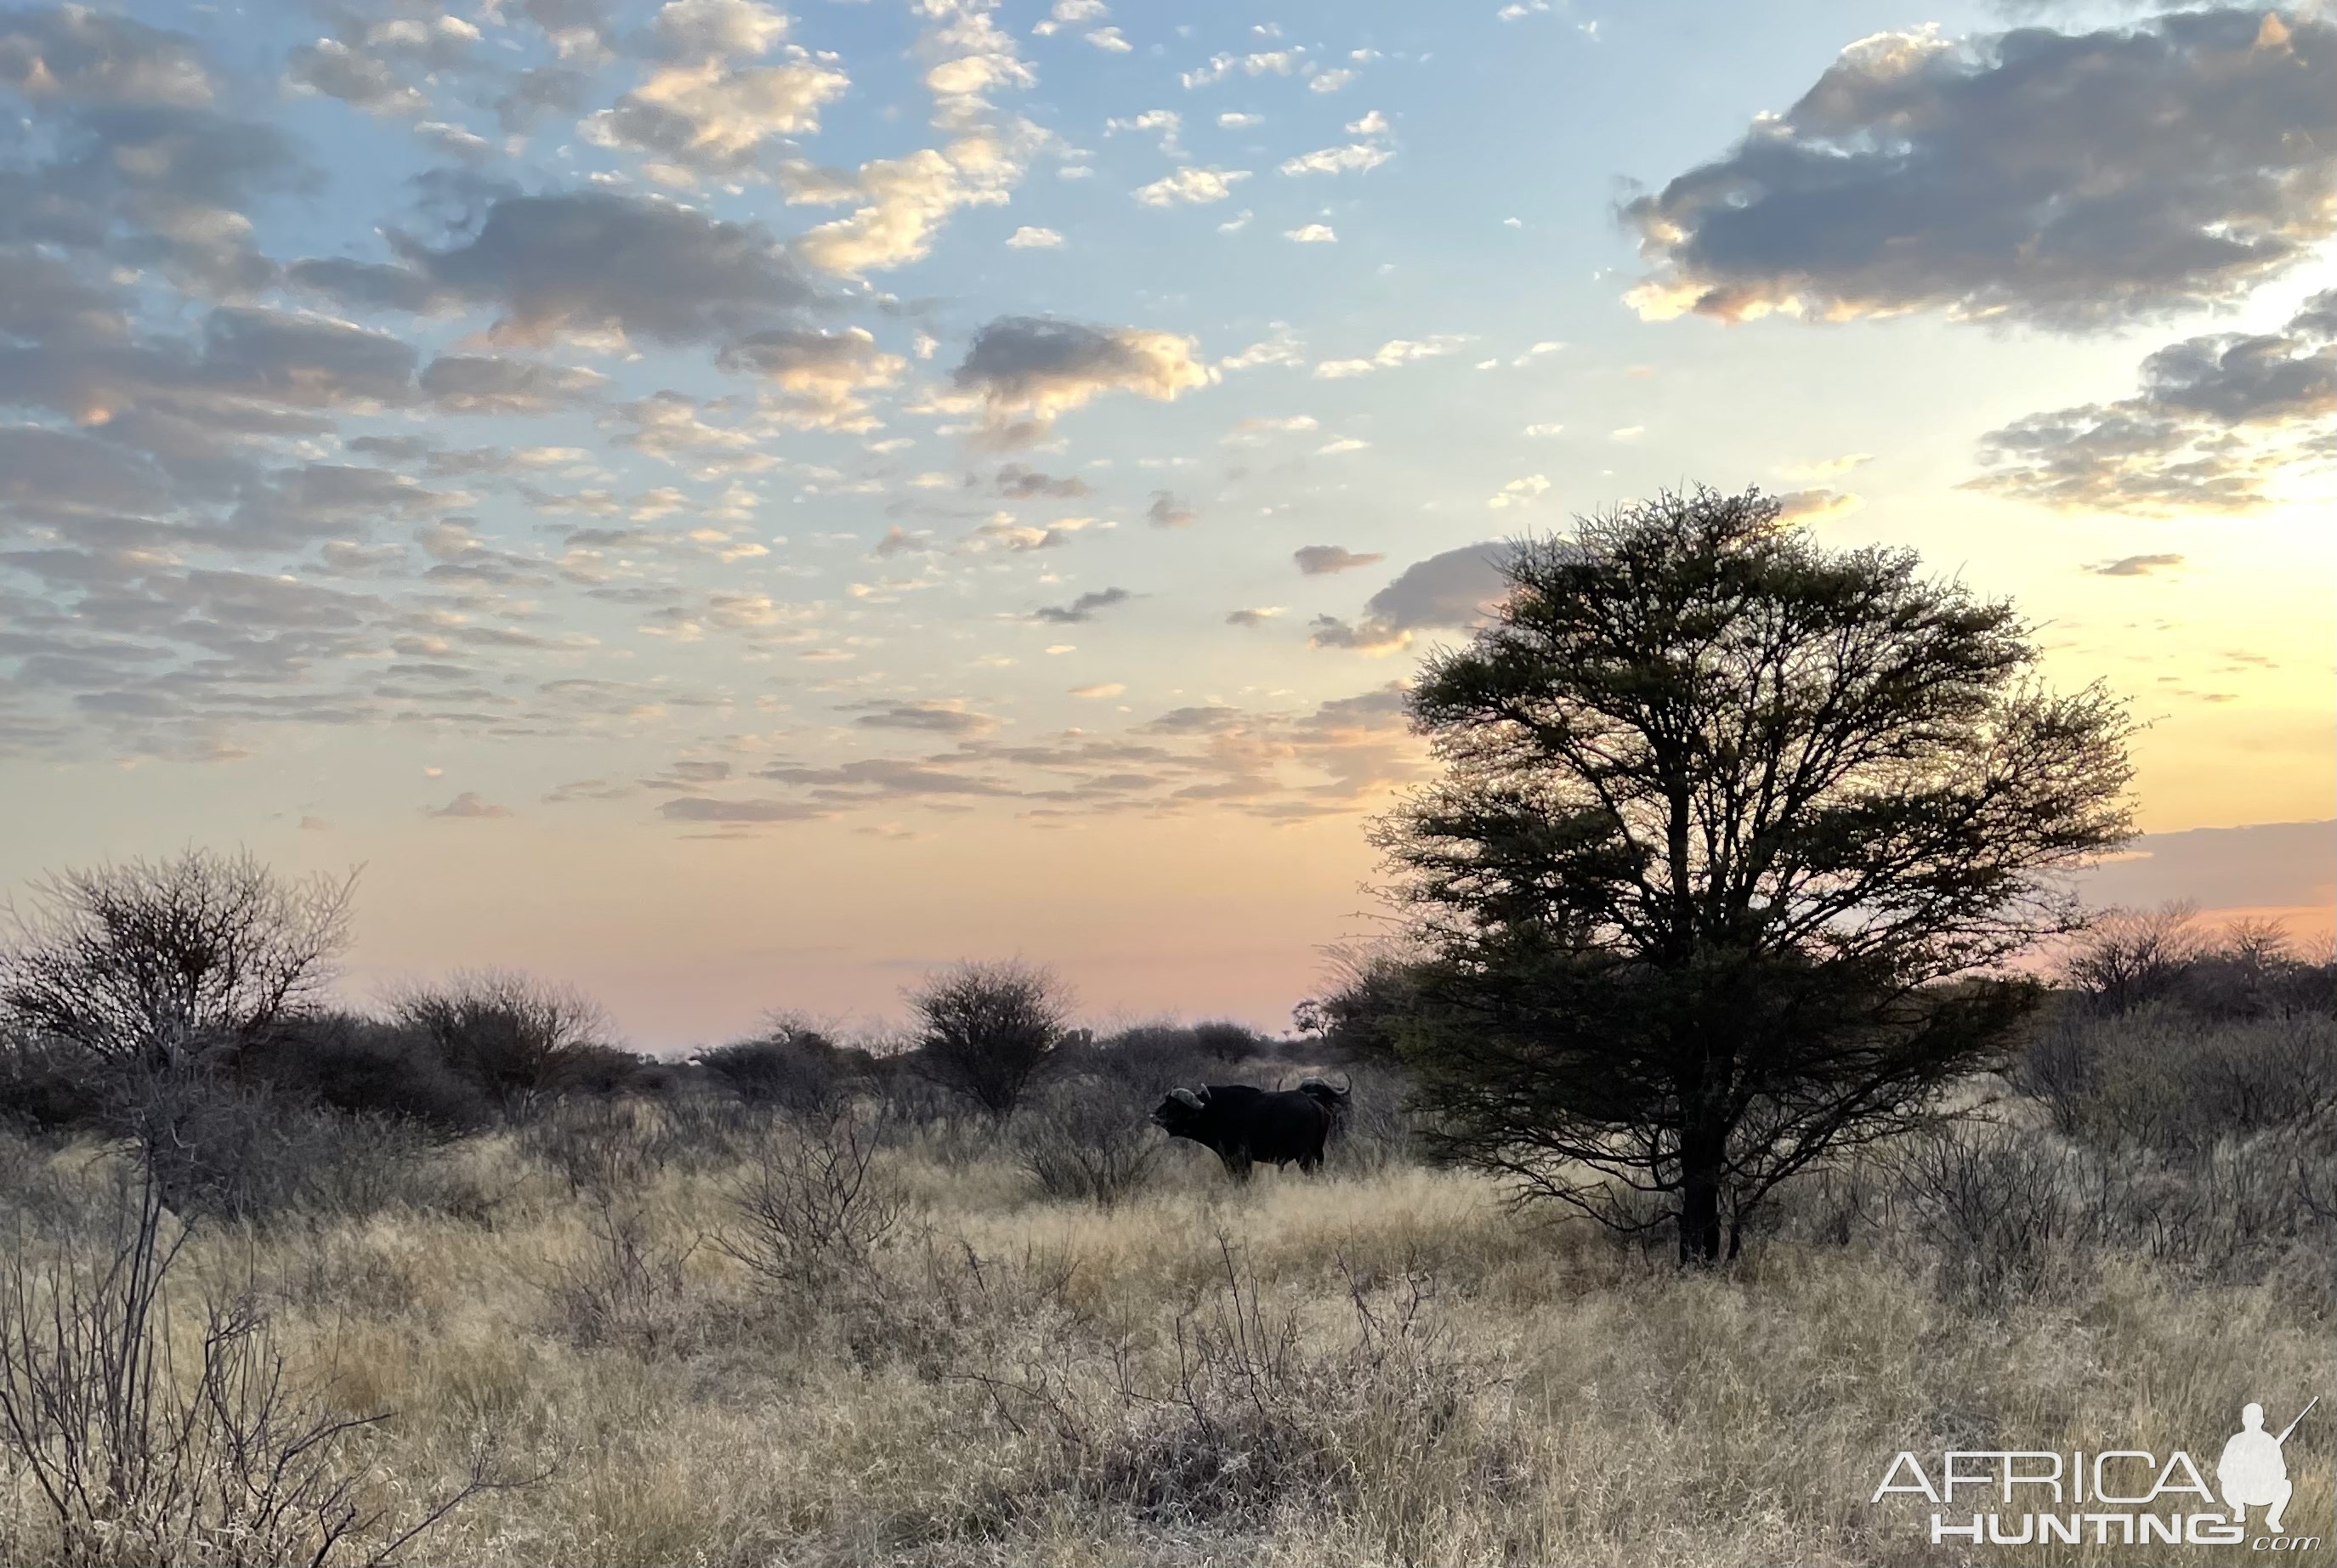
[3,492,2329,1566]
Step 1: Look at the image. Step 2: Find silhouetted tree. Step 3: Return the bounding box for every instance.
[2058,901,2204,1014]
[0,850,355,1073]
[905,959,1070,1118]
[1292,941,1427,1065]
[1377,487,2136,1264]
[695,1016,863,1114]
[1192,1020,1262,1064]
[389,970,612,1117]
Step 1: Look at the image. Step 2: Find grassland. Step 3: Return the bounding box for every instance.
[3,1059,2328,1567]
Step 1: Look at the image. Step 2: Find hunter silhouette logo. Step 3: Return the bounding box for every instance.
[2221,1399,2316,1535]
[1872,1396,2325,1550]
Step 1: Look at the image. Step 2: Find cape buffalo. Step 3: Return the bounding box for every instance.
[1149,1076,1352,1179]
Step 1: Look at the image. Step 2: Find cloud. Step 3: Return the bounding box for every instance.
[1487,473,1550,510]
[570,0,845,184]
[0,297,431,438]
[716,325,905,429]
[581,57,848,184]
[1146,491,1195,528]
[2068,819,2335,917]
[1371,542,1513,628]
[952,315,1213,444]
[1033,586,1132,623]
[427,790,513,818]
[1294,545,1384,575]
[1774,487,1865,522]
[1306,614,1411,655]
[758,756,1013,800]
[0,7,217,108]
[284,40,426,117]
[1007,225,1064,248]
[286,258,456,315]
[1134,167,1251,206]
[1225,414,1317,442]
[1180,49,1296,88]
[0,426,172,522]
[0,8,303,293]
[417,359,605,421]
[1780,452,1873,481]
[397,190,815,346]
[1967,288,2337,514]
[1032,0,1106,36]
[228,462,462,549]
[1623,10,2336,328]
[1284,224,1336,243]
[1279,142,1392,176]
[784,1,1038,275]
[1312,541,1514,652]
[659,795,825,822]
[1068,681,1124,697]
[851,699,1000,735]
[1225,606,1283,626]
[2086,552,2186,577]
[1313,336,1468,378]
[991,462,1092,499]
[1103,108,1179,150]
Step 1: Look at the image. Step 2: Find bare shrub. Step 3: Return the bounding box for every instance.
[1192,1021,1262,1064]
[718,1109,905,1298]
[1086,1025,1220,1102]
[516,1095,662,1197]
[1887,1119,2079,1296]
[113,1071,453,1226]
[1756,1152,1892,1248]
[0,851,355,1073]
[0,1165,498,1565]
[649,1087,764,1170]
[538,1194,703,1352]
[1015,1075,1162,1207]
[239,1011,491,1134]
[2023,1008,2337,1154]
[693,1019,860,1115]
[389,971,613,1119]
[903,959,1071,1120]
[0,1033,108,1137]
[1321,1063,1418,1175]
[956,1239,1495,1526]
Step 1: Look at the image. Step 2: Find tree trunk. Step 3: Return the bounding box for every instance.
[1678,1135,1725,1267]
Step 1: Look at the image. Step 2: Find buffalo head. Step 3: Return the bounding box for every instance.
[1150,1084,1210,1136]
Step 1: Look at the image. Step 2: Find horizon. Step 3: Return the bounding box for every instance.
[3,0,2332,1050]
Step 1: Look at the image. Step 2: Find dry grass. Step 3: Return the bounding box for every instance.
[2,1115,2329,1567]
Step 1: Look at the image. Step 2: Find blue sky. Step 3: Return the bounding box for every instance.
[3,0,2331,1043]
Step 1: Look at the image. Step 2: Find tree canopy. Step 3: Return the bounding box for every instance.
[1377,487,2136,1262]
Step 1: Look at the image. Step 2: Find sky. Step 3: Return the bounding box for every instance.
[1,0,2331,1047]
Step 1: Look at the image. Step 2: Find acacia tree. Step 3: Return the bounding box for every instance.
[0,850,355,1072]
[1377,487,2134,1264]
[905,959,1070,1118]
